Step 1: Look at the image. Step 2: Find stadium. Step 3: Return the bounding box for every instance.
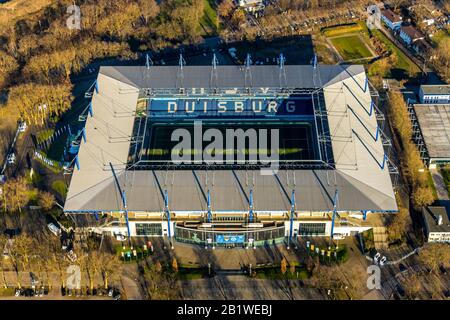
[63,58,398,248]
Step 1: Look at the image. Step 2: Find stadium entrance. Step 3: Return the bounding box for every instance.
[174,221,286,248]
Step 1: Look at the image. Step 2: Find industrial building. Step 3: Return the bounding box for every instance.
[409,85,450,168]
[63,58,398,247]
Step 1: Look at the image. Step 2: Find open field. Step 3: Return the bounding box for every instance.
[440,166,450,198]
[322,23,364,37]
[329,35,373,60]
[370,29,420,77]
[199,0,219,36]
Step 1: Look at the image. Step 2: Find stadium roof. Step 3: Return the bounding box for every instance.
[64,64,397,213]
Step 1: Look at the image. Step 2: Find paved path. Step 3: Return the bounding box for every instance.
[120,275,143,300]
[430,169,449,200]
[180,275,327,300]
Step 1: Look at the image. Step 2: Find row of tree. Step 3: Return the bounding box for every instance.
[0,232,122,291]
[388,90,434,209]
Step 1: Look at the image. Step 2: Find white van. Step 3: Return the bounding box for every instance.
[47,223,61,236]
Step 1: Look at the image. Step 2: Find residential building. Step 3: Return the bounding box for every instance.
[381,9,403,30]
[399,25,425,45]
[422,206,450,243]
[419,85,450,104]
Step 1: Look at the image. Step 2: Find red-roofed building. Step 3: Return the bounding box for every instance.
[381,9,403,30]
[399,25,425,45]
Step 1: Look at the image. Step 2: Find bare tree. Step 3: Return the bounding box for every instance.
[99,252,122,289]
[419,243,450,274]
[9,233,33,289]
[401,273,422,299]
[280,257,287,275]
[38,191,55,212]
[0,234,8,288]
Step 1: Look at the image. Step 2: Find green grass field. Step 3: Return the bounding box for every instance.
[322,23,364,37]
[330,35,373,60]
[52,180,68,198]
[198,0,219,36]
[440,166,450,198]
[370,29,420,77]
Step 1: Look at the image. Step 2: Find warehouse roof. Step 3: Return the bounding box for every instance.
[64,64,397,213]
[413,104,450,159]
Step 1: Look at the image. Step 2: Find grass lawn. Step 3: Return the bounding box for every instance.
[440,166,450,198]
[427,170,439,201]
[36,128,55,144]
[51,180,68,198]
[322,23,364,37]
[330,35,373,60]
[430,29,449,47]
[199,0,219,36]
[370,29,420,78]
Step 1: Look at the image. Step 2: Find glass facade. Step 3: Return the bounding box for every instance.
[174,224,285,246]
[135,223,162,236]
[298,223,326,236]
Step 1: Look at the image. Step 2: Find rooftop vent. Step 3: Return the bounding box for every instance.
[438,214,443,226]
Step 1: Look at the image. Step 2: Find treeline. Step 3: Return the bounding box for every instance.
[0,0,210,90]
[388,90,434,209]
[0,232,122,292]
[0,176,55,213]
[217,0,369,41]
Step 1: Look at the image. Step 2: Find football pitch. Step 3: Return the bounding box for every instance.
[329,35,373,60]
[137,121,319,164]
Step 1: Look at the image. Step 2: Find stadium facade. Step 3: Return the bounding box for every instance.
[63,62,398,247]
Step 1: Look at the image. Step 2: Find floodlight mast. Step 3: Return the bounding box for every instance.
[287,190,295,250]
[164,190,174,249]
[109,162,131,243]
[249,189,254,223]
[330,189,339,244]
[207,190,212,223]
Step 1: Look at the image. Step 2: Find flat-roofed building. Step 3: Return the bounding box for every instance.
[419,85,450,104]
[411,103,450,168]
[422,206,450,243]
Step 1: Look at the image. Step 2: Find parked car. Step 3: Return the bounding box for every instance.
[18,122,27,133]
[47,223,61,236]
[7,153,16,164]
[374,252,381,263]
